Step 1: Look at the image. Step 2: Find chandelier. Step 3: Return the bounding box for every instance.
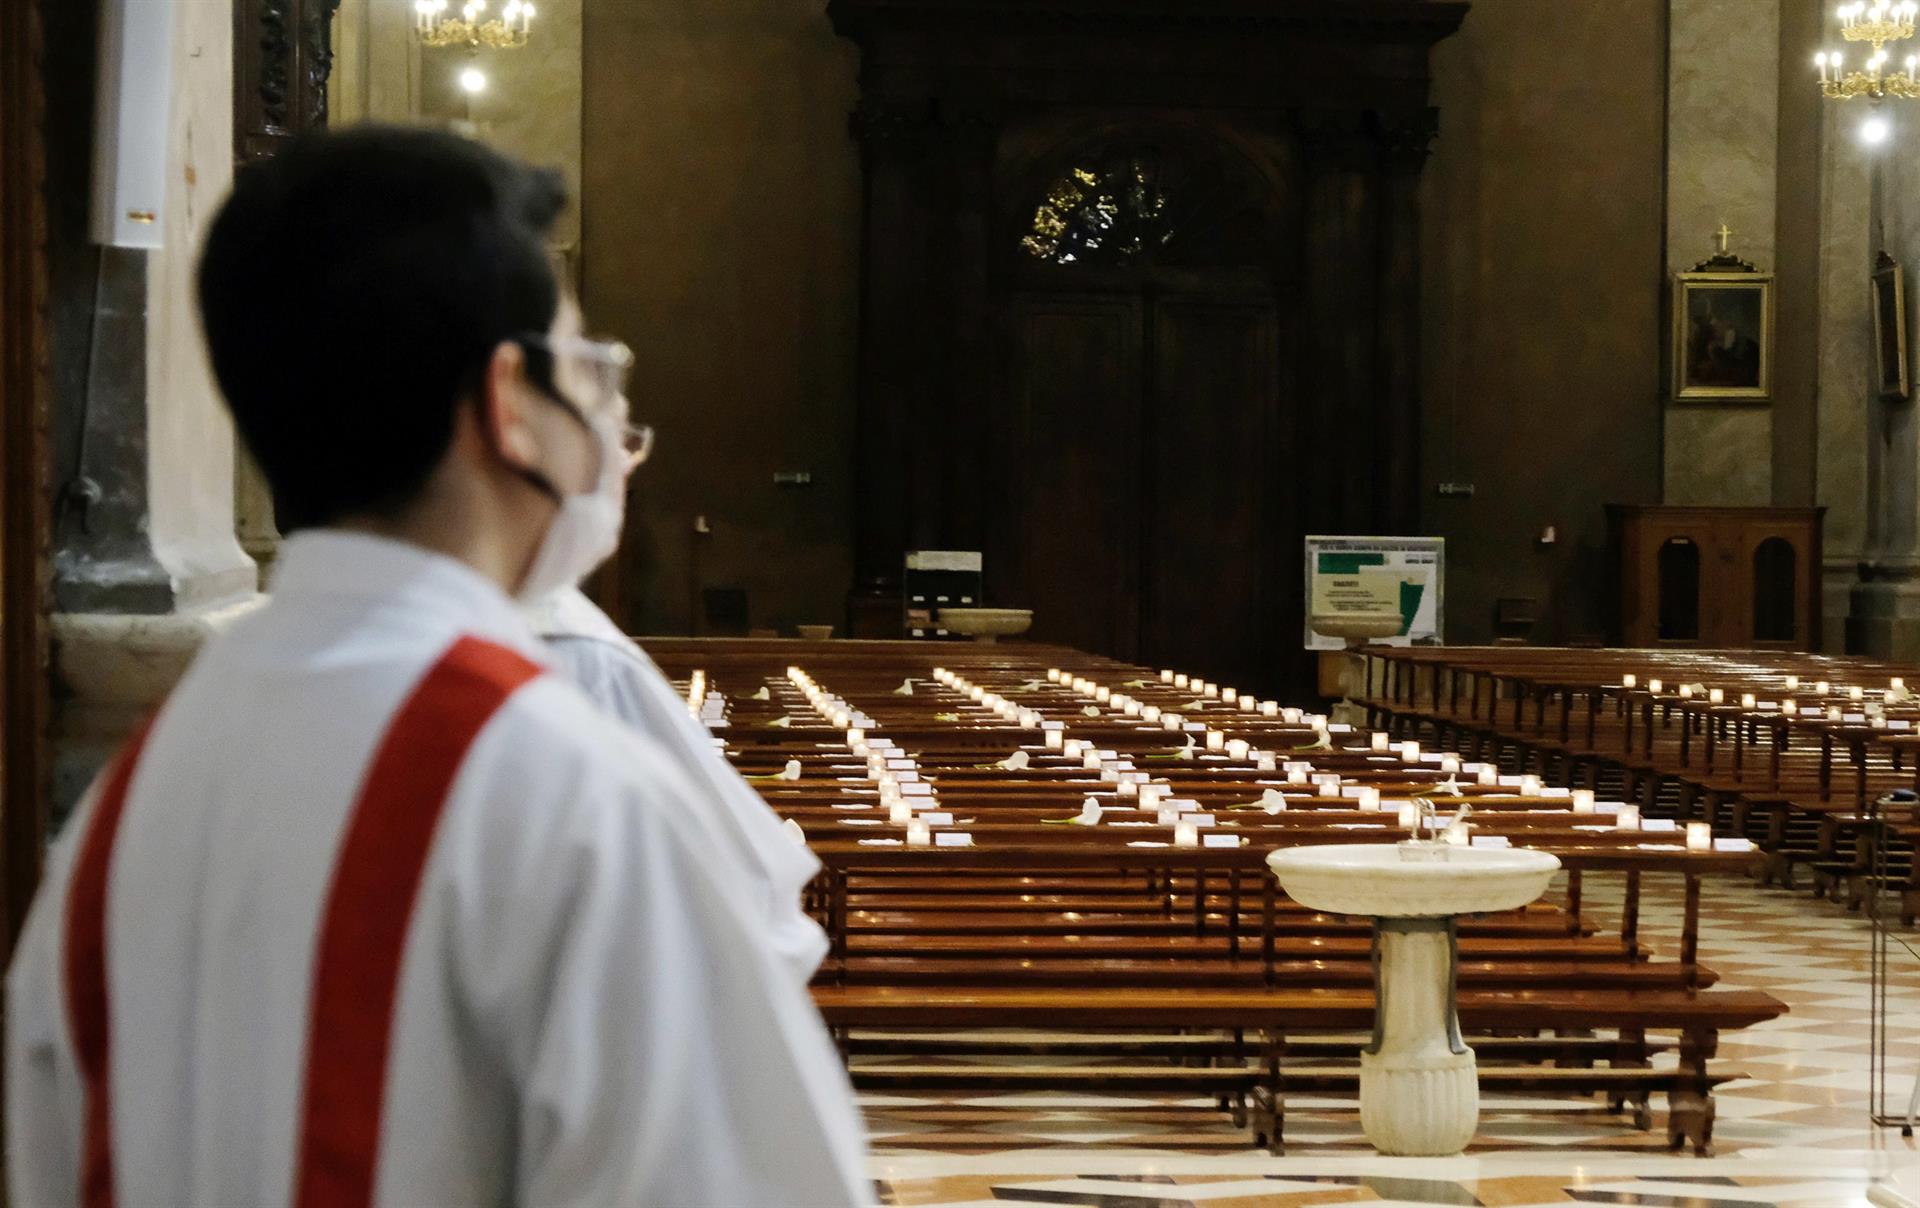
[1816,2,1920,99]
[414,0,535,51]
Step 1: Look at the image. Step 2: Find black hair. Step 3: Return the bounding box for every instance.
[197,125,568,530]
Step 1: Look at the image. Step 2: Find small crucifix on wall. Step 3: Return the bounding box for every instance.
[1715,222,1734,255]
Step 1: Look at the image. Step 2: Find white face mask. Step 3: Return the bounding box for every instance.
[516,407,627,603]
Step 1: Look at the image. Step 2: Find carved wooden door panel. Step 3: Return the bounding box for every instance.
[234,0,343,163]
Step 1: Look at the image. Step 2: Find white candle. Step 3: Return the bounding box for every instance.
[1371,732,1390,752]
[1521,774,1542,796]
[1158,806,1182,826]
[1622,674,1638,689]
[1647,678,1663,694]
[1261,701,1279,718]
[1204,682,1221,698]
[1399,741,1420,763]
[846,728,865,746]
[1786,675,1800,690]
[1142,705,1162,723]
[1223,688,1239,704]
[1397,802,1420,830]
[1478,766,1499,786]
[1160,669,1174,683]
[1047,668,1062,683]
[1440,755,1460,774]
[1063,739,1084,759]
[1829,706,1843,721]
[1140,785,1167,809]
[1783,700,1799,716]
[1082,751,1103,770]
[1255,753,1277,772]
[1741,693,1756,709]
[1206,731,1226,752]
[1679,684,1693,699]
[1287,769,1309,785]
[1044,730,1063,751]
[1817,680,1831,694]
[1174,674,1189,689]
[1616,804,1641,830]
[1708,688,1724,705]
[1359,787,1382,812]
[1162,714,1183,731]
[1239,698,1257,713]
[1572,788,1596,814]
[1094,686,1111,703]
[1117,780,1138,799]
[1174,821,1200,848]
[1686,821,1712,851]
[1226,739,1250,761]
[907,820,931,846]
[1283,708,1303,724]
[1852,686,1867,701]
[1124,700,1142,716]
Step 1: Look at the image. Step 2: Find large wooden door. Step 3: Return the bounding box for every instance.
[996,284,1289,691]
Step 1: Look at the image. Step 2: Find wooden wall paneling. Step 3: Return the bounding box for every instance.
[235,0,344,163]
[0,0,54,956]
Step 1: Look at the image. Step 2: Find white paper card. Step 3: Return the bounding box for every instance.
[1203,834,1241,848]
[934,832,974,847]
[1713,837,1754,852]
[1642,819,1678,832]
[917,812,953,826]
[1471,835,1512,848]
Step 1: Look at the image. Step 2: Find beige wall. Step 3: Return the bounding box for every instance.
[1420,0,1669,643]
[580,0,860,635]
[147,0,255,607]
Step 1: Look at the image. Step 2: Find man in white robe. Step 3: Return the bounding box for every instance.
[6,127,870,1207]
[526,588,829,981]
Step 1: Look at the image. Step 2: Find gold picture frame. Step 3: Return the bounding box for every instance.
[1875,251,1909,401]
[1672,260,1773,404]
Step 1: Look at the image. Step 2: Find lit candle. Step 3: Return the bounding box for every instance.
[1686,821,1712,851]
[1478,766,1499,786]
[1371,732,1390,752]
[1047,668,1062,683]
[1679,684,1694,699]
[1083,751,1103,770]
[1622,674,1638,689]
[1223,688,1239,704]
[1572,788,1597,814]
[1400,741,1421,763]
[1139,785,1167,809]
[1741,694,1757,709]
[1117,779,1138,799]
[1044,730,1064,751]
[1440,754,1461,774]
[1786,675,1800,690]
[1261,701,1280,718]
[1648,678,1664,694]
[1063,739,1084,759]
[1162,714,1182,731]
[1226,739,1250,761]
[1283,708,1303,724]
[1206,731,1226,752]
[1397,802,1420,830]
[1124,699,1142,717]
[1160,669,1174,683]
[1829,706,1843,721]
[1708,688,1724,705]
[1783,700,1799,716]
[1174,674,1189,689]
[1616,804,1641,830]
[1521,774,1542,796]
[1094,686,1111,703]
[1817,680,1831,694]
[1174,821,1199,848]
[1255,753,1278,772]
[1359,787,1382,812]
[1239,698,1257,713]
[1204,682,1221,698]
[889,802,913,826]
[1142,705,1162,723]
[1158,806,1182,826]
[1853,686,1867,701]
[1287,768,1309,785]
[907,819,931,846]
[1897,677,1908,692]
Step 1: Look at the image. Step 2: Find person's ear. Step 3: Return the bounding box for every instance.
[477,340,543,472]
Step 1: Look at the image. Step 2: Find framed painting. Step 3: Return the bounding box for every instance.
[1672,271,1773,403]
[1875,251,1909,401]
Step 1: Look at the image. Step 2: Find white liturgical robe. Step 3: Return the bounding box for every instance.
[6,532,871,1208]
[525,587,829,981]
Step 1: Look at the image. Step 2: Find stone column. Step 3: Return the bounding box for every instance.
[47,0,261,815]
[1662,0,1780,506]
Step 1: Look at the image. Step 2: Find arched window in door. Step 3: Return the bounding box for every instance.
[1752,537,1798,643]
[1657,538,1701,641]
[1018,139,1276,269]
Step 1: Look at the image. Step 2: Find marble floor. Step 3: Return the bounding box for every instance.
[862,873,1920,1207]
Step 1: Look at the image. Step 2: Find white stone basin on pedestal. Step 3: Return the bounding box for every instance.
[1266,843,1561,1157]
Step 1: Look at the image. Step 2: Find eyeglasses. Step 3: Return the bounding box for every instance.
[514,331,651,469]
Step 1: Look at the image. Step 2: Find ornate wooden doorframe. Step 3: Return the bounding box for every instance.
[0,0,55,957]
[830,0,1469,655]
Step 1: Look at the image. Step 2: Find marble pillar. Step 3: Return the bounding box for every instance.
[49,0,261,816]
[1663,0,1780,506]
